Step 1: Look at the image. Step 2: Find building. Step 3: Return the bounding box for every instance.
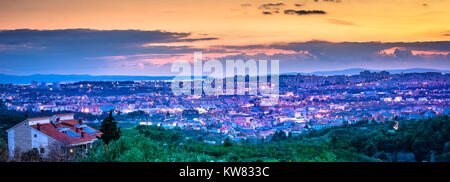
[7,113,102,159]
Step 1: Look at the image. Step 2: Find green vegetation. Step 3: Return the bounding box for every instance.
[84,128,354,162]
[0,114,25,140]
[85,116,450,162]
[293,116,450,162]
[271,130,288,142]
[84,124,372,162]
[0,138,8,162]
[99,111,122,145]
[223,138,233,147]
[0,102,448,162]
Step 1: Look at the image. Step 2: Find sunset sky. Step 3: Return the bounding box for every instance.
[0,0,449,75]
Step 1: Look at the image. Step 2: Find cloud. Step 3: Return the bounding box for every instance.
[259,41,450,53]
[219,41,450,72]
[259,3,285,10]
[258,3,285,15]
[257,3,326,17]
[0,29,449,75]
[0,29,217,57]
[241,3,252,7]
[284,9,326,15]
[443,31,450,36]
[326,19,357,26]
[0,29,218,75]
[393,48,414,58]
[0,29,216,46]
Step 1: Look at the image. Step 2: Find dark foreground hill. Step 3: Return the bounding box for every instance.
[81,116,449,162]
[1,112,448,162]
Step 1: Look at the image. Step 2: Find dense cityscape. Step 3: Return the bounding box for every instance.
[2,0,450,179]
[1,71,448,144]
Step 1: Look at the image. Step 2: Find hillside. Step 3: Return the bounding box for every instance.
[1,111,448,162]
[83,116,450,162]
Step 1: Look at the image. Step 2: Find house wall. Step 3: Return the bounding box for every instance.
[12,123,32,156]
[8,123,55,159]
[7,129,14,158]
[31,128,50,157]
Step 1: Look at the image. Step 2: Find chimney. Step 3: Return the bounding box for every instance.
[37,123,41,131]
[78,117,83,124]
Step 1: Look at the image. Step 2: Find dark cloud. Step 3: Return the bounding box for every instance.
[393,49,414,59]
[178,37,218,42]
[218,41,450,73]
[0,29,448,75]
[257,3,327,17]
[0,29,216,45]
[263,41,450,53]
[0,29,218,75]
[284,9,326,15]
[258,2,285,15]
[259,3,285,10]
[0,29,217,56]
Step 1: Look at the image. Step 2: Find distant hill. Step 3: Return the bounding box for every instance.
[0,68,448,84]
[289,68,450,76]
[0,74,177,84]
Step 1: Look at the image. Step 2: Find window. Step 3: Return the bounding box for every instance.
[34,134,37,138]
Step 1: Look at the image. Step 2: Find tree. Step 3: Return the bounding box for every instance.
[364,142,377,156]
[99,111,121,145]
[271,130,288,142]
[224,138,233,147]
[0,138,8,162]
[0,100,6,111]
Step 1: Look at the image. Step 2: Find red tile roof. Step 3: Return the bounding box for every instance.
[30,119,102,146]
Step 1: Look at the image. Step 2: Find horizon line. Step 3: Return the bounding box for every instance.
[0,67,448,77]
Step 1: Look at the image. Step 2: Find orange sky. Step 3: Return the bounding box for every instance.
[0,0,449,46]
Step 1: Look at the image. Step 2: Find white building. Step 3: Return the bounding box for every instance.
[7,113,101,159]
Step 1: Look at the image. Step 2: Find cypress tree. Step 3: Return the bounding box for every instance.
[224,137,233,147]
[99,111,121,145]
